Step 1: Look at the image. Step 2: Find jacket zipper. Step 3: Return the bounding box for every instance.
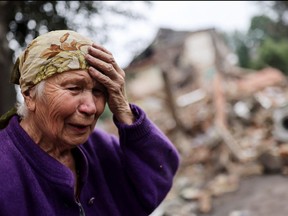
[76,197,86,216]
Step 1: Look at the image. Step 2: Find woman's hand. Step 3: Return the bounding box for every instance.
[85,43,135,125]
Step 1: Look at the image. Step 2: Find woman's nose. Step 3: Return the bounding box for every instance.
[78,92,97,115]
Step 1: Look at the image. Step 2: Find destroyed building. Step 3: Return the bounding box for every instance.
[122,27,288,215]
[124,27,288,151]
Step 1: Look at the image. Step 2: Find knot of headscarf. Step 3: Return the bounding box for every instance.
[0,30,93,129]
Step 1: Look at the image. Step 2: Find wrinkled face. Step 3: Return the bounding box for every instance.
[32,69,106,146]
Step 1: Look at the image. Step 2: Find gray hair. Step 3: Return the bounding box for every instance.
[16,81,46,118]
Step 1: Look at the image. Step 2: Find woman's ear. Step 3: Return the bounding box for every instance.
[22,90,36,112]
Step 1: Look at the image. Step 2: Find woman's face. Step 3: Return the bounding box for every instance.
[31,69,106,146]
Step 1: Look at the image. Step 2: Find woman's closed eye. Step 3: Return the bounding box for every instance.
[92,87,105,96]
[67,86,82,92]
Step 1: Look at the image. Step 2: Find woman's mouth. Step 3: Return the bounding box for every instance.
[69,123,90,133]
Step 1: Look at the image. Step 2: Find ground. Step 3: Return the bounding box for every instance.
[199,174,288,216]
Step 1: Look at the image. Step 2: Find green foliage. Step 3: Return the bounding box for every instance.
[227,1,288,76]
[247,11,288,74]
[229,31,252,68]
[3,1,151,51]
[237,43,251,68]
[250,38,288,75]
[99,104,112,121]
[249,15,277,40]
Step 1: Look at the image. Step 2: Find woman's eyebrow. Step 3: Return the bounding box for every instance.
[61,76,87,85]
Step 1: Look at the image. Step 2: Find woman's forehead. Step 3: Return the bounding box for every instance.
[49,70,102,87]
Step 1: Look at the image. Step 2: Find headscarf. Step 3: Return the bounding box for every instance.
[11,30,93,93]
[0,30,93,128]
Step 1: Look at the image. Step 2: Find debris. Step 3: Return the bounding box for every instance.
[120,28,288,216]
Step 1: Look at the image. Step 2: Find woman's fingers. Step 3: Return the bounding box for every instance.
[90,43,112,55]
[85,43,134,123]
[88,66,111,87]
[86,44,125,77]
[85,53,117,79]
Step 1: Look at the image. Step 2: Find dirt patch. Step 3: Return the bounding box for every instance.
[199,174,288,216]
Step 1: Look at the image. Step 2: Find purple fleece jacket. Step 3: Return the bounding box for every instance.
[0,104,179,216]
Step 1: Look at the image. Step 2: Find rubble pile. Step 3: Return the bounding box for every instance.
[119,28,288,215]
[150,68,288,216]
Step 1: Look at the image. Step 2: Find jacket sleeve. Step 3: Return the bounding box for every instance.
[114,104,180,214]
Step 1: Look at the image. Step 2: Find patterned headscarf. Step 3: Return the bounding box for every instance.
[11,30,93,93]
[0,30,93,128]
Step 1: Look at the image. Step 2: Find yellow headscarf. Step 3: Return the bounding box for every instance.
[0,30,93,129]
[11,30,93,93]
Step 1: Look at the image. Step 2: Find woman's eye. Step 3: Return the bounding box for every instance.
[92,88,104,96]
[67,86,81,92]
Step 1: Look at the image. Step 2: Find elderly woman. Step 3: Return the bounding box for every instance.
[0,30,179,216]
